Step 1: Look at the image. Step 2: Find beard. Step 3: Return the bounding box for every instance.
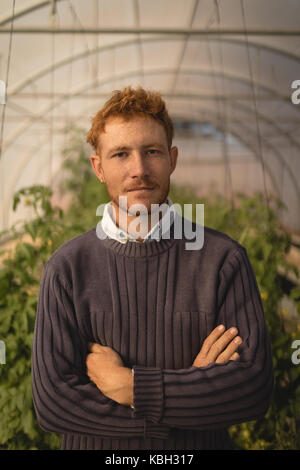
[108,180,170,218]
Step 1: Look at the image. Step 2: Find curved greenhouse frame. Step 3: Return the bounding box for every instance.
[0,0,300,233]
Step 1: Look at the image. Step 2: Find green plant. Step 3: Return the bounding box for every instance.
[169,187,300,449]
[0,133,110,449]
[0,185,67,449]
[173,189,300,450]
[0,131,299,449]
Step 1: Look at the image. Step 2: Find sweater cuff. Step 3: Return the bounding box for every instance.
[131,366,164,423]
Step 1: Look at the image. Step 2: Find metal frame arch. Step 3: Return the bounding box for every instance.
[170,103,300,202]
[4,107,281,230]
[4,35,300,158]
[3,1,300,104]
[0,0,63,26]
[3,71,299,214]
[4,95,284,220]
[172,90,300,156]
[2,108,270,229]
[168,92,300,193]
[8,34,300,101]
[1,0,299,230]
[170,110,281,198]
[4,67,300,159]
[6,90,299,229]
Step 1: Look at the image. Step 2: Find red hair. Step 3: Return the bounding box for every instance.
[86,86,174,152]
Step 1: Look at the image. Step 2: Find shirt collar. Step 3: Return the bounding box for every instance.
[100,196,175,244]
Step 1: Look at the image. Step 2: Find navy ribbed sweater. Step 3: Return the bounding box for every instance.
[31,215,273,450]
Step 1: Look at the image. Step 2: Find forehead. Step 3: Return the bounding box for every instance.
[99,115,168,150]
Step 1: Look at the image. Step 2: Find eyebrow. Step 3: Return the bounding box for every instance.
[143,143,166,149]
[109,146,130,153]
[109,143,166,154]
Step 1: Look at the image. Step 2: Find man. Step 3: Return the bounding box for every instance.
[32,86,273,450]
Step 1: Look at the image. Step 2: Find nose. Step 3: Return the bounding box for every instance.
[129,150,150,179]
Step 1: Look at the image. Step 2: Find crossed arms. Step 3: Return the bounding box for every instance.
[32,246,273,436]
[86,324,243,407]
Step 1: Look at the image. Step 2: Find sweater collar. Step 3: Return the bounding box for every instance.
[100,196,175,244]
[97,198,181,258]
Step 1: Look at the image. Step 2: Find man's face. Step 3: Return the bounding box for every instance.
[90,115,178,217]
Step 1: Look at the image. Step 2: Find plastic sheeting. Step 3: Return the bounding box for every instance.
[0,0,300,231]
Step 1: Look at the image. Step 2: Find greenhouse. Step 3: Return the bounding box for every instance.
[0,0,299,451]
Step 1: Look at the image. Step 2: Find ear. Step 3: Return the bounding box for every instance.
[90,154,105,183]
[169,146,178,175]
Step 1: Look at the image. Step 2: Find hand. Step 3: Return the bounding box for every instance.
[86,343,133,407]
[192,325,242,367]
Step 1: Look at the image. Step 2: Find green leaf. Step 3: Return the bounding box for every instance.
[13,194,20,211]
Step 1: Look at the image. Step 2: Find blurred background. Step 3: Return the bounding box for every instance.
[0,0,299,450]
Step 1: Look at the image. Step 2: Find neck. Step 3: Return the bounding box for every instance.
[112,197,168,242]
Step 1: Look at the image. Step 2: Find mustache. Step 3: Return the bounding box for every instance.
[127,183,155,191]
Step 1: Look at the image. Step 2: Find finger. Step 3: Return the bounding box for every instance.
[88,342,103,353]
[229,352,240,361]
[200,324,226,355]
[215,337,242,364]
[207,328,239,362]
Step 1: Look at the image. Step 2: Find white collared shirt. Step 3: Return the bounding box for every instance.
[100,196,175,243]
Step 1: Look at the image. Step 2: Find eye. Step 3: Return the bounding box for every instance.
[147,149,160,155]
[114,152,127,158]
